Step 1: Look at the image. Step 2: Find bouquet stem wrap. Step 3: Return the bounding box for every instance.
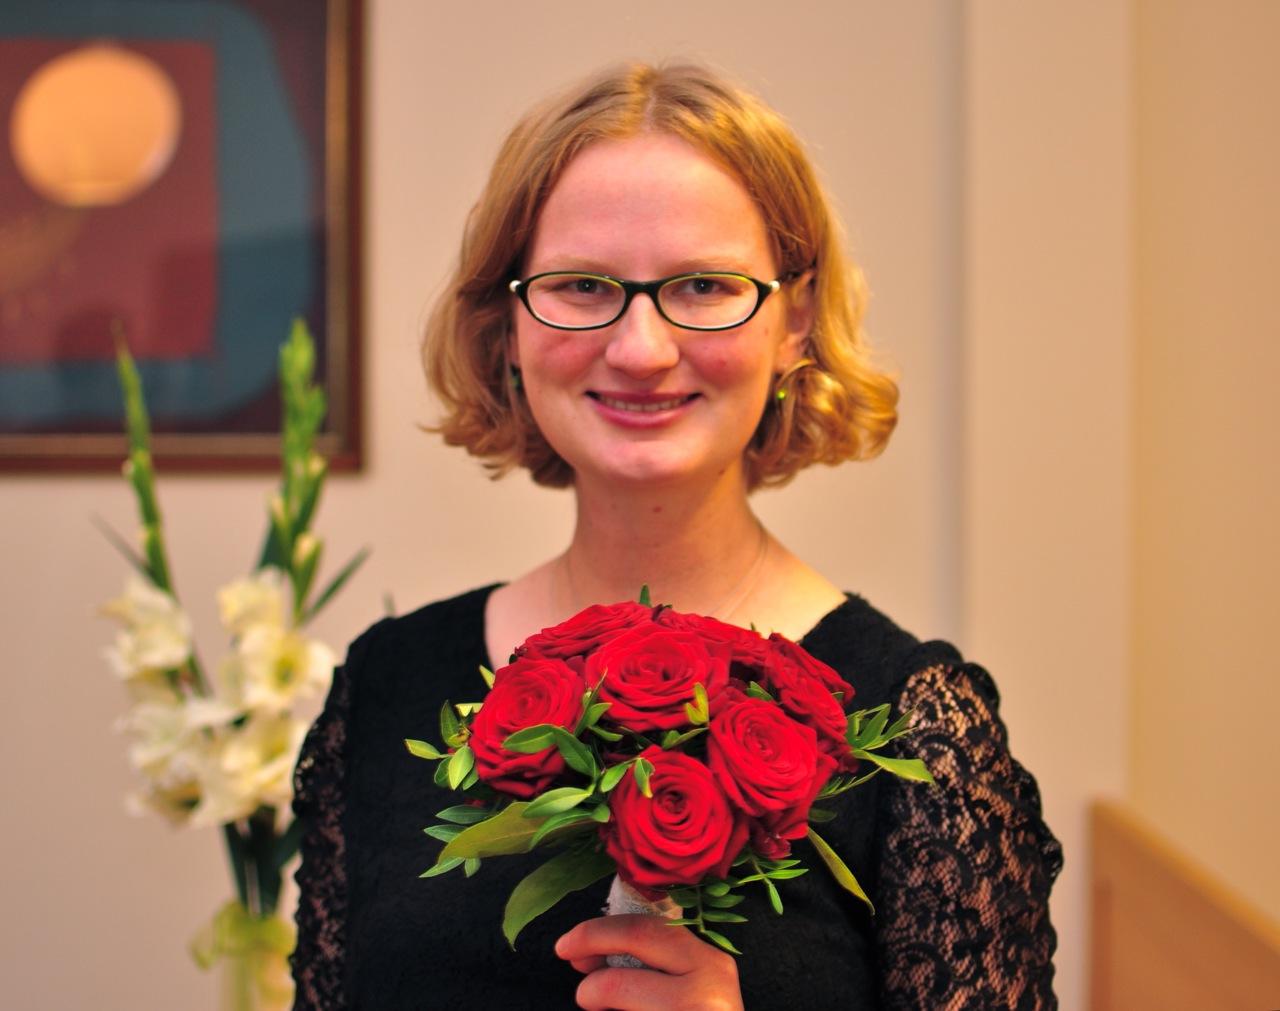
[604,874,682,969]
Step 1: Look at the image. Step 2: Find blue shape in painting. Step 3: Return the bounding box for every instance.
[0,0,314,424]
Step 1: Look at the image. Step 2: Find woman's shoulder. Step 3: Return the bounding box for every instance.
[801,593,965,704]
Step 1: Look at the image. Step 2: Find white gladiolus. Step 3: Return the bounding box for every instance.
[228,624,335,714]
[101,575,192,678]
[190,714,307,828]
[118,697,238,778]
[217,567,289,637]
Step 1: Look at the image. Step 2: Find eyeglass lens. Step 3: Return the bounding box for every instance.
[524,273,759,329]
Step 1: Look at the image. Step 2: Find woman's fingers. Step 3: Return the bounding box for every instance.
[556,915,742,1011]
[555,914,698,975]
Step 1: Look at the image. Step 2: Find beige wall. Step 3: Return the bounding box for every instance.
[963,5,1132,1005]
[12,1,1275,1008]
[2,4,977,1009]
[1131,0,1280,917]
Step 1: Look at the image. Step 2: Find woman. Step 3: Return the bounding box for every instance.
[293,63,1062,1009]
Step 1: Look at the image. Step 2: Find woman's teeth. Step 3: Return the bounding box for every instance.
[596,395,689,413]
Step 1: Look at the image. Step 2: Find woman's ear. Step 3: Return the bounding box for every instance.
[776,270,816,369]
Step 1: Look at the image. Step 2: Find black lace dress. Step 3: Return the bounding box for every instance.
[292,585,1062,1009]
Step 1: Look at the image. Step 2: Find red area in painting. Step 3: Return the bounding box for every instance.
[0,38,217,364]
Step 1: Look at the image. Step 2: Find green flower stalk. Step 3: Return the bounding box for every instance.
[103,320,370,987]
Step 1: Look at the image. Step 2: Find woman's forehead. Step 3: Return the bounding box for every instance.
[527,134,772,273]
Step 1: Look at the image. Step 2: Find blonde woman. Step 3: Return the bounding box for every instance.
[293,63,1061,1010]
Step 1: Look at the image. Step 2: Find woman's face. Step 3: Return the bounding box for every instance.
[511,132,810,492]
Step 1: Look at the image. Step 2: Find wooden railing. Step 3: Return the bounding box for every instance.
[1089,800,1280,1010]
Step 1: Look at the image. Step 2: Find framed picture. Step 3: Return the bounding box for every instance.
[0,0,362,472]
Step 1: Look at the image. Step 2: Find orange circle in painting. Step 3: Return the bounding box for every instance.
[10,43,182,208]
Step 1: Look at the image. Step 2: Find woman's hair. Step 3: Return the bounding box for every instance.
[423,61,898,490]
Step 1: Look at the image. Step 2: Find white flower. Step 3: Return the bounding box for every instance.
[125,776,202,827]
[217,567,289,637]
[189,714,308,828]
[118,697,237,780]
[223,625,335,715]
[101,575,192,678]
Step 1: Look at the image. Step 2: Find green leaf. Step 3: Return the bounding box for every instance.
[405,738,445,761]
[589,804,610,823]
[699,929,742,956]
[600,762,632,793]
[847,704,890,749]
[807,807,837,823]
[701,910,748,923]
[882,709,915,741]
[667,888,699,909]
[704,881,731,897]
[638,584,651,606]
[424,824,464,842]
[529,809,597,848]
[439,803,545,861]
[763,868,808,880]
[440,702,463,748]
[588,724,624,743]
[435,804,491,825]
[584,702,611,726]
[746,681,775,702]
[503,725,557,753]
[693,682,709,715]
[503,847,615,949]
[420,857,464,878]
[549,727,597,779]
[432,758,451,788]
[807,828,873,913]
[763,876,784,915]
[852,750,935,783]
[460,765,480,790]
[523,786,594,819]
[464,858,481,878]
[659,726,707,750]
[633,757,654,798]
[479,665,496,689]
[704,892,746,909]
[447,745,475,789]
[91,514,150,579]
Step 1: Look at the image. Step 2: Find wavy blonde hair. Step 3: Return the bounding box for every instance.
[423,62,898,490]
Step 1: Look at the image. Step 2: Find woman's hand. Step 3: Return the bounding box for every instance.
[555,914,744,1011]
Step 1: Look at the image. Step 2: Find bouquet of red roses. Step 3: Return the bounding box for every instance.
[406,591,932,954]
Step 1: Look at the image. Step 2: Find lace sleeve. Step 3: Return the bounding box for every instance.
[290,649,354,1010]
[875,661,1063,1010]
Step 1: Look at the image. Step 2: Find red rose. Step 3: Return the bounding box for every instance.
[604,745,748,890]
[761,636,857,771]
[706,697,835,818]
[656,607,774,683]
[586,624,730,732]
[515,601,652,661]
[469,657,585,798]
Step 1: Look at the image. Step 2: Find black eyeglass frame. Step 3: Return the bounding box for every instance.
[507,270,801,332]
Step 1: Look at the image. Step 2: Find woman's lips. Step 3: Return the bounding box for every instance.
[587,391,699,424]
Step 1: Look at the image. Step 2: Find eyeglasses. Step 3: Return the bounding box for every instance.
[507,270,792,332]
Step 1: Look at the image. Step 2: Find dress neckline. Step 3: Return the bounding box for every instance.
[477,582,858,672]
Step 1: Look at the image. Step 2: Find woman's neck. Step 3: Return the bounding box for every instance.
[559,470,767,620]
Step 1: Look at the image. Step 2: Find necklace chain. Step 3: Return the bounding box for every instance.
[555,520,770,624]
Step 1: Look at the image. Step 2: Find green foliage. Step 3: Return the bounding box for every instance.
[502,847,614,949]
[806,828,873,913]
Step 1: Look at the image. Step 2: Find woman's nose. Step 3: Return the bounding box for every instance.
[602,294,680,377]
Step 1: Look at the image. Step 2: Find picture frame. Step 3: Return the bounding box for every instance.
[0,0,363,472]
